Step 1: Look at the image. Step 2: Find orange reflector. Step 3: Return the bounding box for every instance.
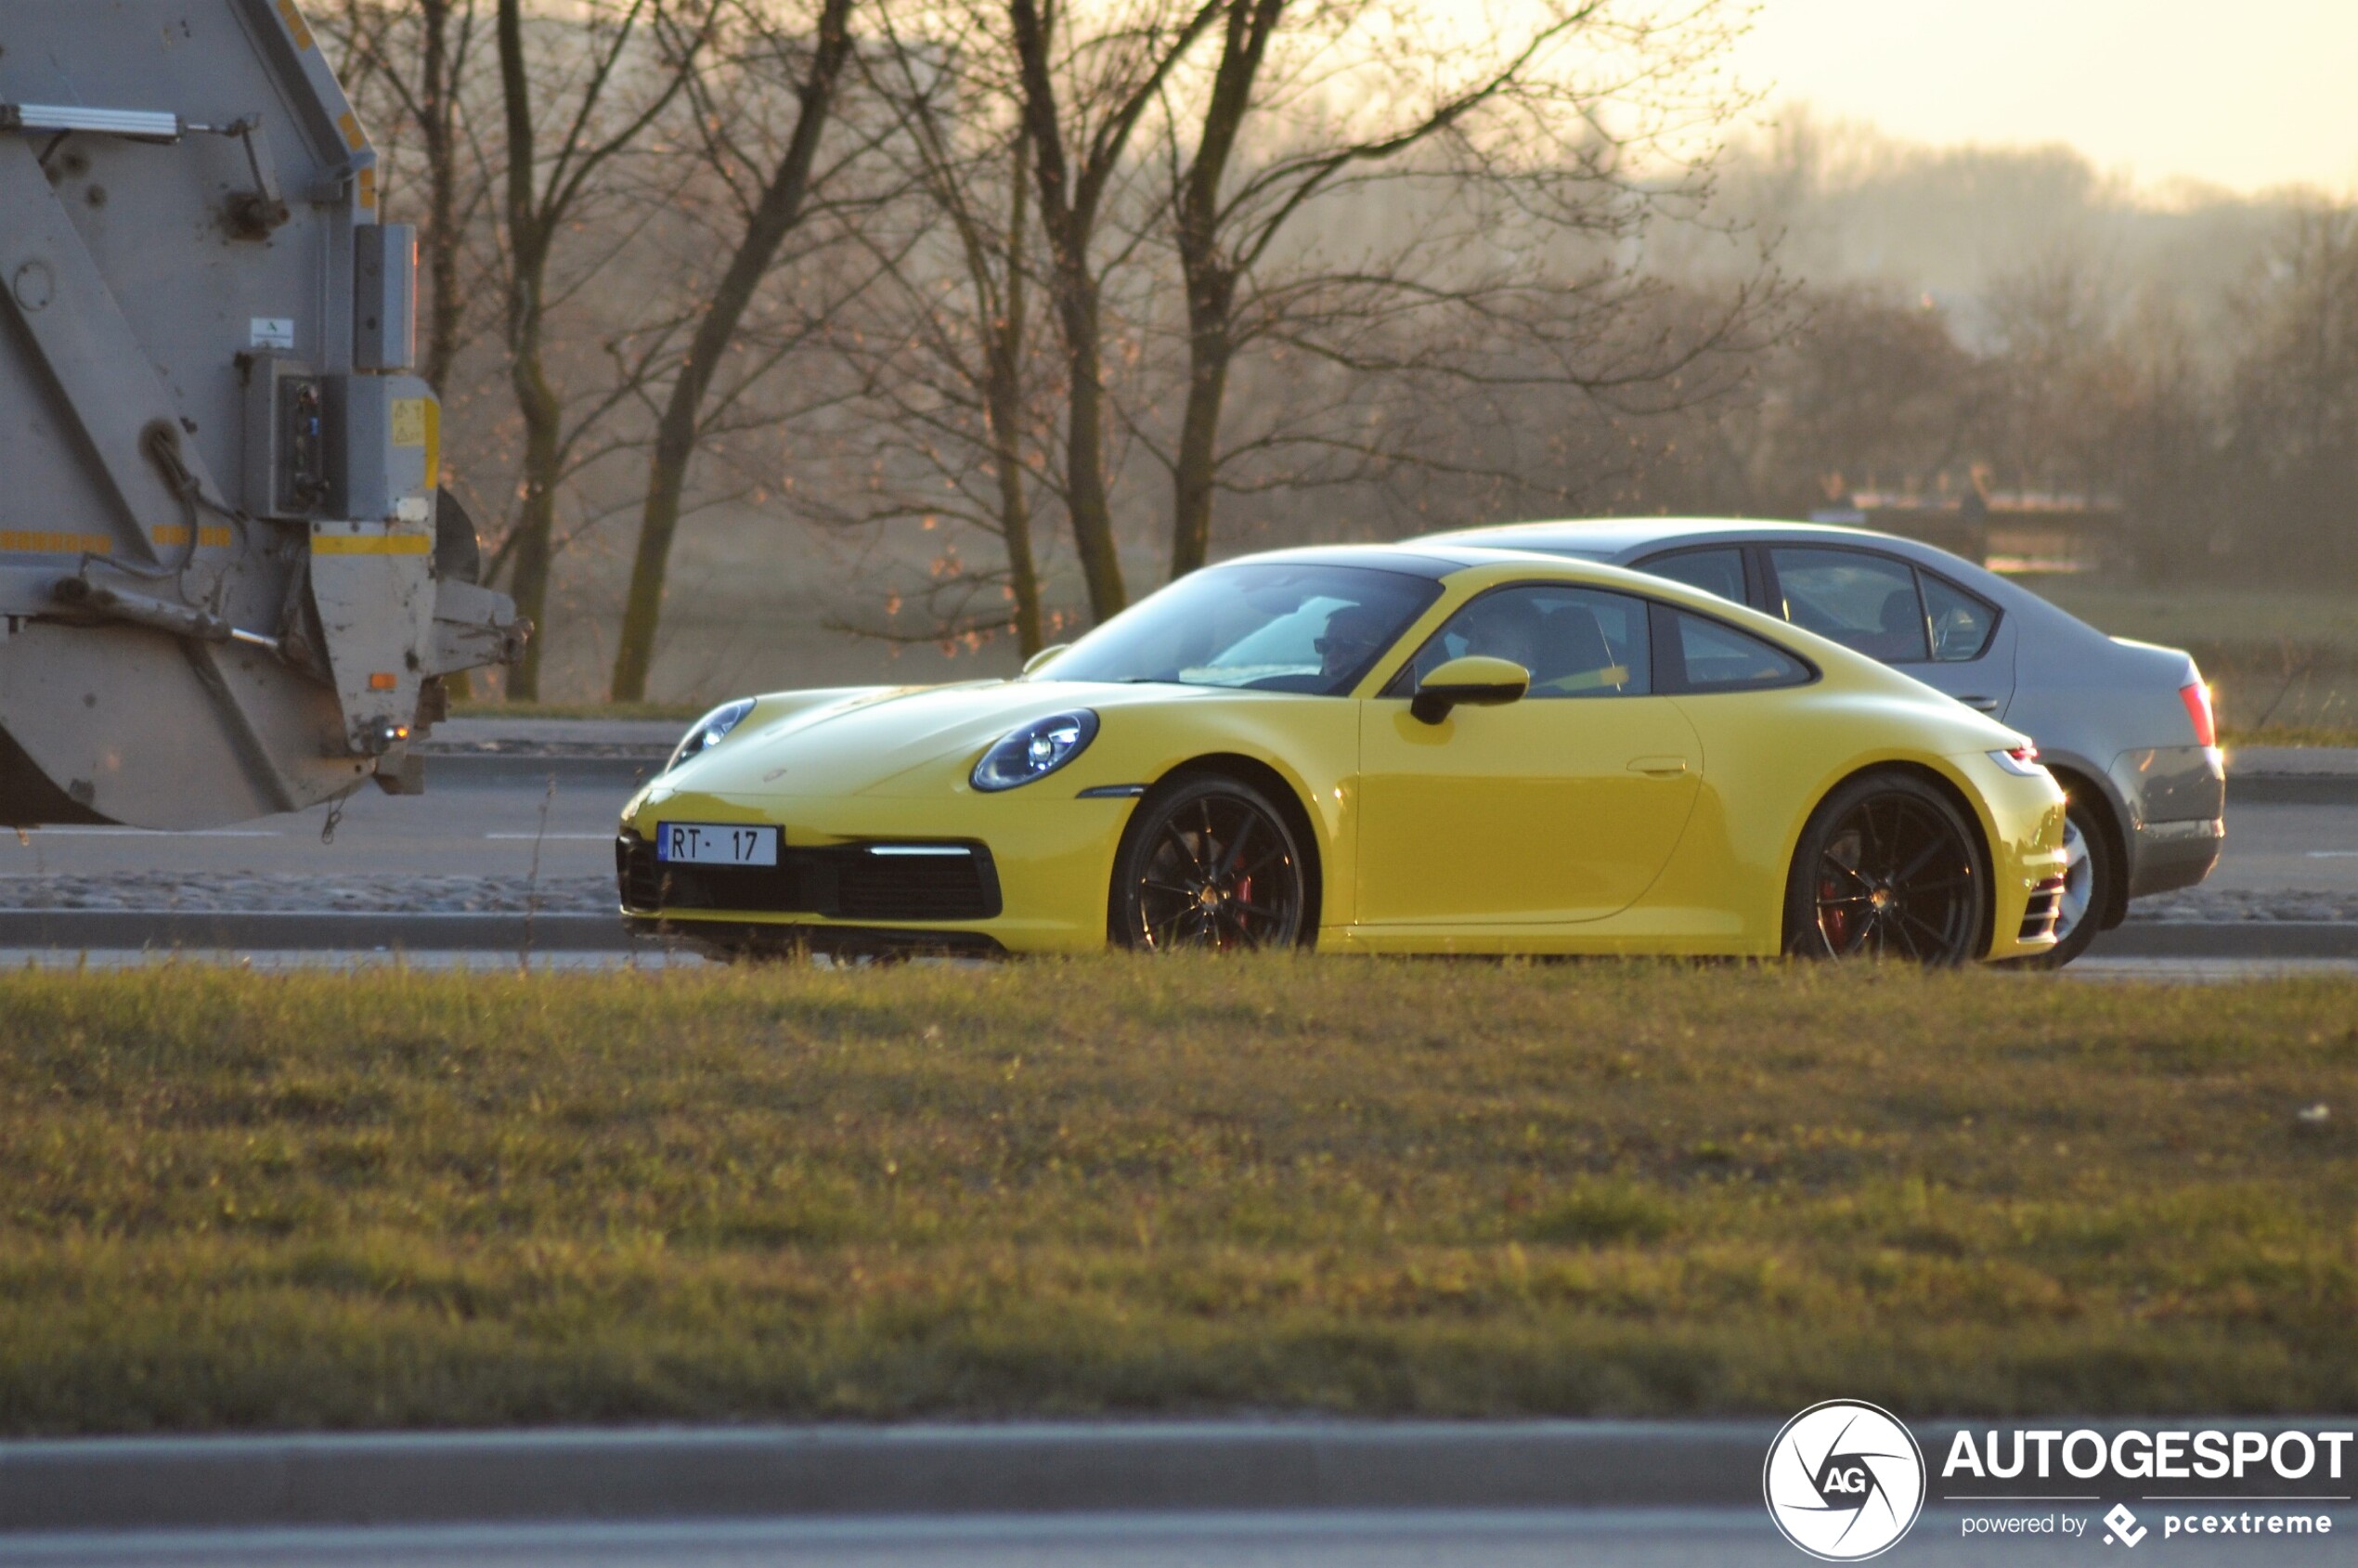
[369,672,397,691]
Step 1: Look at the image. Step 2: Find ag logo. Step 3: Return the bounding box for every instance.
[1763,1400,1926,1561]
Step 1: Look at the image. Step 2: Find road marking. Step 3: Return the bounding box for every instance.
[484,833,613,841]
[18,828,281,838]
[2306,850,2358,858]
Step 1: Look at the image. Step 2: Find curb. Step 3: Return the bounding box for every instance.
[5,1418,2348,1534]
[0,915,2350,960]
[0,912,633,952]
[0,1421,1771,1532]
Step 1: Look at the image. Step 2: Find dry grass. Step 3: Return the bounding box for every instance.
[1,958,2352,1435]
[2038,582,2358,735]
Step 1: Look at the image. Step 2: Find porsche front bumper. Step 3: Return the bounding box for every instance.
[617,784,1138,954]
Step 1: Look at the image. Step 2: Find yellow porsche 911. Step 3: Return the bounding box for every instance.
[617,545,2069,964]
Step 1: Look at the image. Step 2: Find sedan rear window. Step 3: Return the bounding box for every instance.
[1921,572,1999,661]
[1769,547,1928,662]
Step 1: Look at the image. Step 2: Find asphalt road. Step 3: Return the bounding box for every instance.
[2199,801,2358,898]
[5,778,2354,897]
[4,1509,2350,1568]
[1,772,634,885]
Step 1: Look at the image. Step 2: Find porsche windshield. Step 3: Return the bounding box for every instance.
[1041,564,1442,695]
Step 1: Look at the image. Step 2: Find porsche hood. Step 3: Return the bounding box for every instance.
[655,680,1211,798]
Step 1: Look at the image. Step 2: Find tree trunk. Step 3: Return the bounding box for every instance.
[1168,272,1234,577]
[609,401,693,702]
[995,445,1043,653]
[986,351,1043,653]
[1054,272,1128,620]
[505,317,562,700]
[417,0,465,397]
[496,0,552,700]
[1165,0,1279,578]
[1004,0,1206,627]
[981,150,1043,653]
[609,0,855,702]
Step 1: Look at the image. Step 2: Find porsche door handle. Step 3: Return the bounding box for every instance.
[1958,695,2000,713]
[1627,757,1690,778]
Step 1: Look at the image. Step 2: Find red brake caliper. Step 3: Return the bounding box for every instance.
[1818,876,1847,947]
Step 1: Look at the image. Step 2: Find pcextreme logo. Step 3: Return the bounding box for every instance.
[1764,1400,1927,1561]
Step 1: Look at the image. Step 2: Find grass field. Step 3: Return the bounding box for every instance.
[2,960,2352,1436]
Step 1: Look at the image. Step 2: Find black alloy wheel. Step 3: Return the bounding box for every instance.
[1785,773,1988,965]
[1114,775,1308,952]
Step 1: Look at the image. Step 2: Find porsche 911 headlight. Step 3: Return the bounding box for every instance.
[667,697,757,772]
[972,710,1098,792]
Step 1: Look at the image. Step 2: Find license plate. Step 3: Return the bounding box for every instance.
[654,823,779,866]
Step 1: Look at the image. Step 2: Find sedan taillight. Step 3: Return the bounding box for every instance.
[2179,675,2216,747]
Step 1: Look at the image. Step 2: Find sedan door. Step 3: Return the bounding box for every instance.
[1355,584,1703,926]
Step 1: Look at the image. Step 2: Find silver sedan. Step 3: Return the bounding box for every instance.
[1417,518,2223,965]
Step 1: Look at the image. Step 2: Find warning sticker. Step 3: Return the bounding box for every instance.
[390,399,428,447]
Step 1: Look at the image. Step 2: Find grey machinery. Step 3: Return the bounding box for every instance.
[0,0,524,830]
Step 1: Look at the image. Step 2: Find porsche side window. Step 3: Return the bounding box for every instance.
[1920,572,1999,662]
[1399,585,1652,697]
[1768,547,1930,663]
[1670,610,1810,692]
[1636,547,1745,606]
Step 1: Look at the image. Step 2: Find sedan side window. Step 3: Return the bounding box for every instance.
[1920,572,1999,662]
[1768,547,1929,663]
[1636,547,1746,606]
[1396,584,1652,697]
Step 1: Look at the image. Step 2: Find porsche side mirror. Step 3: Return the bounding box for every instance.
[1410,655,1530,725]
[1021,643,1072,677]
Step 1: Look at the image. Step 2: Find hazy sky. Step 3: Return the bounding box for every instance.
[1727,0,2358,195]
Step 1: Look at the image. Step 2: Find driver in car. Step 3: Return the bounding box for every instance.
[1315,603,1397,684]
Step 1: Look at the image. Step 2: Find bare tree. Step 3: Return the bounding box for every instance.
[2225,201,2358,575]
[815,10,1067,656]
[1148,0,1760,577]
[607,0,864,700]
[1004,0,1225,623]
[494,0,706,698]
[1982,249,2133,499]
[323,0,490,396]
